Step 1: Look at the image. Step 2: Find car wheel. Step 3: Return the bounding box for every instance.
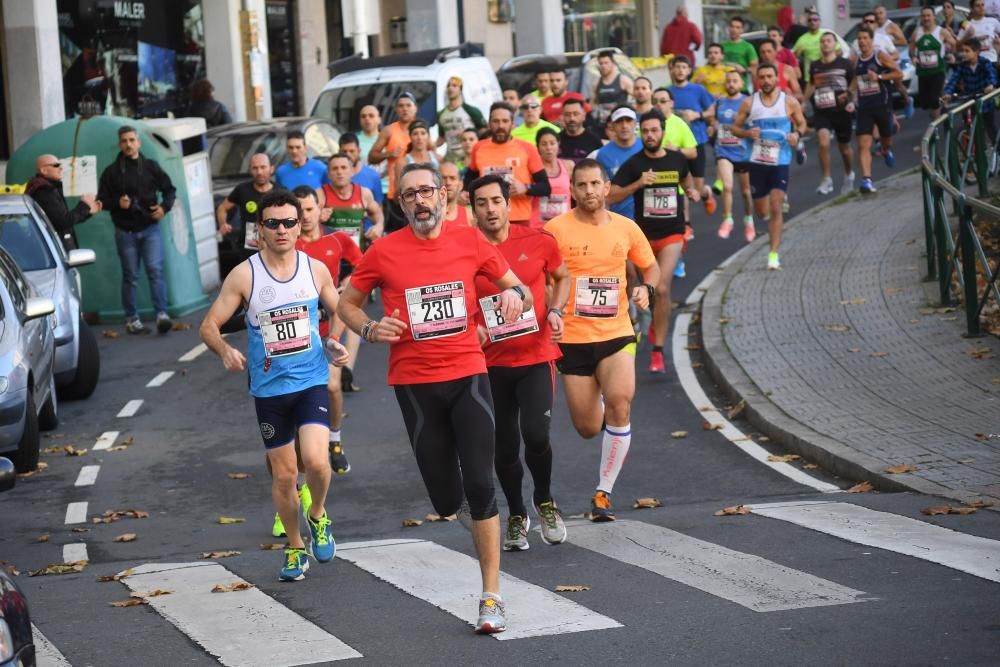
[11,390,40,473]
[39,375,59,431]
[59,319,100,400]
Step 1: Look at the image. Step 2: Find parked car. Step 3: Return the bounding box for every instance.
[0,195,99,400]
[496,47,643,102]
[206,117,343,202]
[312,44,501,143]
[0,247,57,472]
[0,456,35,665]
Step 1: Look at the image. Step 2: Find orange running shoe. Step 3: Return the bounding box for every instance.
[704,192,717,216]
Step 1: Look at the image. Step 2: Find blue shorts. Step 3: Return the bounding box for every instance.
[748,164,790,198]
[253,384,330,449]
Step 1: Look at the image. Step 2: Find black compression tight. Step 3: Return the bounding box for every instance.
[488,362,555,517]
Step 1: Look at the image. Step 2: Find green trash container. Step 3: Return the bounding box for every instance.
[6,115,209,322]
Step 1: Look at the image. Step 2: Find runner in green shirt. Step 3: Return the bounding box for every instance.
[510,95,561,145]
[794,12,849,82]
[722,16,759,92]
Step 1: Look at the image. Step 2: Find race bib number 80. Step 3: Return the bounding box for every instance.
[405,281,468,340]
[260,305,312,358]
[575,276,619,318]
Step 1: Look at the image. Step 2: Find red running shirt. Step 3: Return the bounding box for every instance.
[350,223,510,385]
[295,232,343,338]
[474,225,562,368]
[331,231,363,267]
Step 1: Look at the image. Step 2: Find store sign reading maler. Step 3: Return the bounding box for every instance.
[59,156,98,198]
[114,1,146,20]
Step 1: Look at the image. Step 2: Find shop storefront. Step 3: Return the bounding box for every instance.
[57,0,206,119]
[563,0,641,56]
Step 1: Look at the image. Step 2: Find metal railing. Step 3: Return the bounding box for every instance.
[921,89,1000,337]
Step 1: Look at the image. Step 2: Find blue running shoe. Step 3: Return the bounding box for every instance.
[307,512,336,562]
[279,547,309,581]
[673,259,686,278]
[884,149,896,168]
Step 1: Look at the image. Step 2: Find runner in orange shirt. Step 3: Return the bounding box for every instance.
[368,92,418,232]
[543,158,660,522]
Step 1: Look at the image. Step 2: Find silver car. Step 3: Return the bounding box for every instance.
[0,195,99,399]
[0,247,57,472]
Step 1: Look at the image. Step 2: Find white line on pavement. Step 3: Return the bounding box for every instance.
[63,542,88,563]
[122,562,362,664]
[569,520,867,612]
[64,501,88,525]
[672,312,841,493]
[178,343,207,362]
[146,371,175,387]
[32,624,72,667]
[74,465,99,487]
[336,539,622,640]
[92,430,119,451]
[116,400,143,418]
[754,501,1000,583]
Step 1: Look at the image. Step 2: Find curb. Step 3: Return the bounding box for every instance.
[697,170,981,504]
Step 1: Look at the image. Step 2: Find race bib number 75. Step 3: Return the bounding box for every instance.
[405,281,468,340]
[574,276,619,318]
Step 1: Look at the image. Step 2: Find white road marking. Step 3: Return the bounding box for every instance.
[64,501,88,525]
[63,542,88,563]
[569,520,867,612]
[74,465,99,487]
[116,399,143,418]
[178,343,207,362]
[32,624,72,666]
[122,562,362,664]
[754,501,1000,583]
[336,539,622,639]
[92,430,119,451]
[672,312,841,493]
[146,371,175,387]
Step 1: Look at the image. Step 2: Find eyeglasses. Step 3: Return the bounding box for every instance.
[399,186,440,203]
[260,217,299,230]
[44,163,62,169]
[520,103,540,110]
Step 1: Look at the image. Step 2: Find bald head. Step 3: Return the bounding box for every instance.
[248,152,273,186]
[35,154,63,180]
[359,104,381,133]
[676,5,688,17]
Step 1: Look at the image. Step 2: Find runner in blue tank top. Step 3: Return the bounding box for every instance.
[713,70,755,242]
[200,189,350,582]
[731,64,808,271]
[852,27,902,194]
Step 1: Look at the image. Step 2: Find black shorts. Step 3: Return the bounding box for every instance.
[748,164,790,198]
[557,335,635,376]
[253,384,330,449]
[813,108,854,145]
[855,106,894,137]
[917,72,945,110]
[717,157,750,174]
[687,144,708,179]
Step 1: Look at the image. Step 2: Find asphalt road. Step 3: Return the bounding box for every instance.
[3,121,1000,666]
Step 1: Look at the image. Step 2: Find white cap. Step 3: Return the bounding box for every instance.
[610,107,637,122]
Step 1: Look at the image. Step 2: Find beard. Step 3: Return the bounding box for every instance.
[407,200,443,233]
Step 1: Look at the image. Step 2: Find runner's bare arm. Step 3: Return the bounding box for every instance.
[337,283,406,343]
[200,263,250,371]
[215,198,235,234]
[730,97,757,139]
[546,261,571,342]
[368,127,394,165]
[312,260,349,365]
[493,270,532,320]
[878,51,904,81]
[631,261,660,311]
[702,101,717,122]
[787,96,808,136]
[608,168,655,204]
[362,187,385,235]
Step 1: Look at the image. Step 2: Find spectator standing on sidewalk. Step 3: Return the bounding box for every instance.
[185,79,232,128]
[660,6,702,64]
[97,125,176,335]
[26,154,100,251]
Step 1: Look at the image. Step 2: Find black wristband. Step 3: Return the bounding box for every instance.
[547,307,564,318]
[643,283,656,300]
[508,284,526,300]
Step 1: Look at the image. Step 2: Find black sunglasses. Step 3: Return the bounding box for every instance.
[261,217,299,230]
[44,163,62,169]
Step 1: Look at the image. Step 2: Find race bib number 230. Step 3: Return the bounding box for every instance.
[405,281,468,340]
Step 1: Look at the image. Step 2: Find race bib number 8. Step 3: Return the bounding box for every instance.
[750,139,780,165]
[479,294,539,343]
[643,186,678,218]
[260,305,312,358]
[575,276,619,318]
[405,281,468,340]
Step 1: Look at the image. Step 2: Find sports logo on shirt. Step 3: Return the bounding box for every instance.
[259,286,276,304]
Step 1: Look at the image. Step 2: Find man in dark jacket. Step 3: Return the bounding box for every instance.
[26,155,100,251]
[97,125,176,335]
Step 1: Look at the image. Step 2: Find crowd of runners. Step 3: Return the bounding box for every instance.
[198,3,998,636]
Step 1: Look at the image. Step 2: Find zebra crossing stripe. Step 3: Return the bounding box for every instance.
[121,562,362,664]
[567,519,868,612]
[32,624,72,667]
[753,501,1000,583]
[336,538,623,639]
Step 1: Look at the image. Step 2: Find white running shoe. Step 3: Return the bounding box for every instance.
[816,176,834,195]
[841,171,855,196]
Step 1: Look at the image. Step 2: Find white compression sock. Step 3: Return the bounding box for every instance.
[597,423,631,494]
[330,429,342,442]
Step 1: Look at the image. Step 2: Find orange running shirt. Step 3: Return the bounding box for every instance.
[543,210,655,344]
[468,138,544,222]
[385,121,410,199]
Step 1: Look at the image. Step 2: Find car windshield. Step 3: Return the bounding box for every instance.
[312,80,437,131]
[0,213,56,271]
[209,132,286,180]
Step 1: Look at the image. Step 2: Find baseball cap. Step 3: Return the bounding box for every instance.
[398,91,416,103]
[610,107,637,123]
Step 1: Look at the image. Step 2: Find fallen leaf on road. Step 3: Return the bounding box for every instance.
[883,287,901,295]
[71,527,89,533]
[686,344,702,351]
[93,509,149,524]
[691,362,704,368]
[823,324,851,333]
[107,436,136,453]
[715,505,752,516]
[35,534,50,543]
[113,533,137,543]
[102,330,120,338]
[727,399,747,419]
[869,351,889,358]
[848,347,862,353]
[131,589,171,598]
[555,585,591,592]
[42,446,66,454]
[702,422,722,431]
[259,543,285,550]
[885,464,916,474]
[1,561,20,577]
[718,317,730,324]
[227,472,250,480]
[424,513,457,522]
[847,481,874,493]
[991,378,1000,385]
[948,506,978,515]
[958,458,976,464]
[758,436,770,442]
[16,462,48,478]
[211,582,254,593]
[767,454,800,462]
[970,347,994,360]
[65,445,87,457]
[216,517,245,525]
[922,506,951,516]
[401,518,423,527]
[633,498,662,509]
[202,550,240,559]
[28,561,88,577]
[96,568,134,582]
[840,298,866,305]
[670,431,688,438]
[967,499,996,508]
[110,599,146,607]
[974,433,991,441]
[802,463,819,470]
[171,322,192,331]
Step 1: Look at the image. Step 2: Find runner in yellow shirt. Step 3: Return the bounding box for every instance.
[693,44,735,98]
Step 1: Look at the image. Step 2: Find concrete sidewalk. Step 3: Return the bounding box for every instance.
[700,171,1000,506]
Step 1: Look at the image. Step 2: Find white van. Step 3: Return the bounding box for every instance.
[311,45,502,143]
